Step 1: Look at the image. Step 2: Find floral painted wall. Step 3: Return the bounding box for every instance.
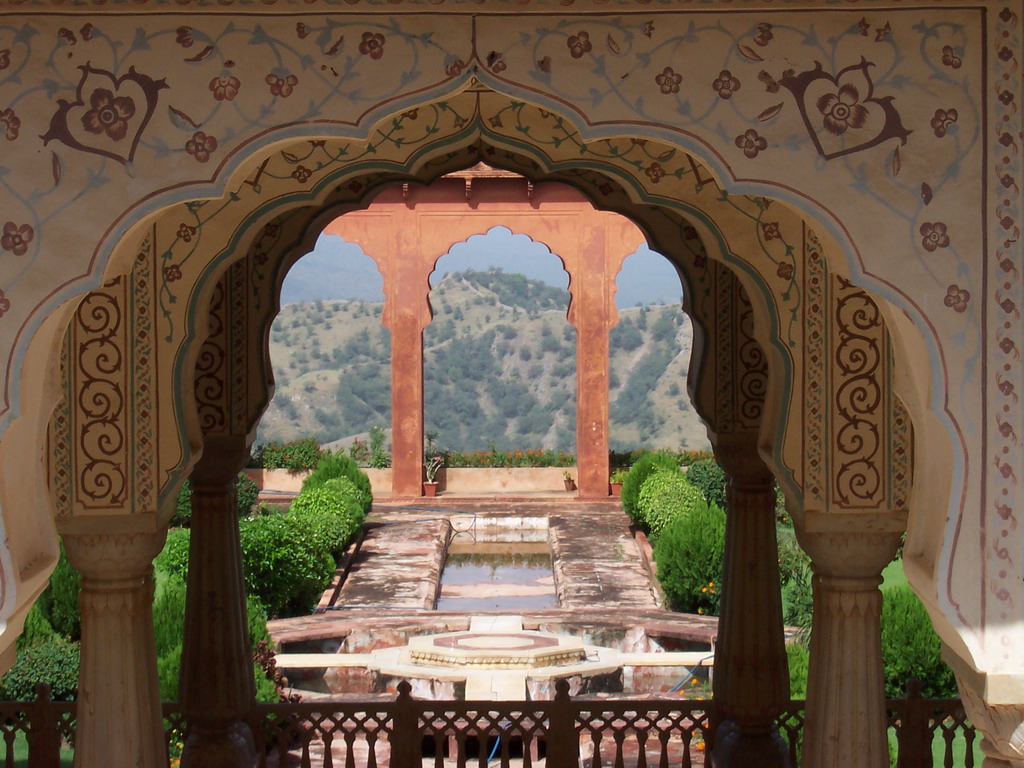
[0,0,1019,687]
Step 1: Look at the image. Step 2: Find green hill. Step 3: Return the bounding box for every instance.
[257,269,709,453]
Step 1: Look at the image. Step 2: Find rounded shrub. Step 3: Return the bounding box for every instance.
[621,451,679,527]
[653,500,726,615]
[292,477,364,548]
[881,585,957,698]
[239,513,335,617]
[637,468,706,540]
[2,636,80,701]
[683,458,728,510]
[302,452,372,515]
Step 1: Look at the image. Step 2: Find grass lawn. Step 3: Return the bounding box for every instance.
[9,732,73,767]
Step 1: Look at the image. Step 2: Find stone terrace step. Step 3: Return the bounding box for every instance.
[549,513,659,611]
[334,517,448,610]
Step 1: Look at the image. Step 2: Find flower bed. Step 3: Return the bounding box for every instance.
[445,448,575,468]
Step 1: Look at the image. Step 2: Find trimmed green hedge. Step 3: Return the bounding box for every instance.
[636,468,705,541]
[302,452,372,515]
[621,451,679,527]
[653,499,726,615]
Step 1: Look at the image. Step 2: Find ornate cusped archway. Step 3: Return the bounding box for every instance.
[0,4,1015,763]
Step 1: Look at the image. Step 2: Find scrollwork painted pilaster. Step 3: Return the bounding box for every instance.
[229,259,249,435]
[48,237,159,518]
[889,395,913,511]
[713,262,736,432]
[73,282,128,509]
[831,276,885,508]
[736,282,767,427]
[195,281,227,434]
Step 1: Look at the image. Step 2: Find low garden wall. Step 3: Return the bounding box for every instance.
[245,467,574,496]
[438,467,574,494]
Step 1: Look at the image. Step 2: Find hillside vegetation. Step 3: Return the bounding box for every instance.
[258,269,709,452]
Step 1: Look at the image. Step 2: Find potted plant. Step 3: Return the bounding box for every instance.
[609,470,628,497]
[423,431,445,497]
[423,454,445,497]
[563,470,577,492]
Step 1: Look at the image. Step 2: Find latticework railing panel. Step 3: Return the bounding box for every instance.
[247,702,394,768]
[575,702,711,768]
[0,681,984,767]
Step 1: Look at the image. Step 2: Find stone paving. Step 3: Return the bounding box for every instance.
[270,500,719,653]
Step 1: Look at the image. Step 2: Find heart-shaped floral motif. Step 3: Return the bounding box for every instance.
[781,58,911,161]
[42,64,167,165]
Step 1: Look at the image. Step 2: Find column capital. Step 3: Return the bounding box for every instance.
[61,523,166,583]
[711,430,773,489]
[190,434,250,487]
[796,512,903,582]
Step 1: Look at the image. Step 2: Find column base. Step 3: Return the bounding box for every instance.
[180,723,258,768]
[711,720,791,768]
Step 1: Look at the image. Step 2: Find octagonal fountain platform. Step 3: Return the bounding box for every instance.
[277,616,713,701]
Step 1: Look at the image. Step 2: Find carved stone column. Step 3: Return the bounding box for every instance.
[389,312,427,497]
[568,220,617,499]
[711,434,790,768]
[797,517,903,768]
[179,436,257,768]
[62,524,168,768]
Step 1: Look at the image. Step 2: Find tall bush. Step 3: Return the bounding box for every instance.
[34,540,81,642]
[683,458,728,510]
[881,585,957,698]
[636,468,705,540]
[777,527,814,635]
[152,573,276,701]
[653,500,726,615]
[17,602,57,650]
[302,452,372,515]
[621,451,679,526]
